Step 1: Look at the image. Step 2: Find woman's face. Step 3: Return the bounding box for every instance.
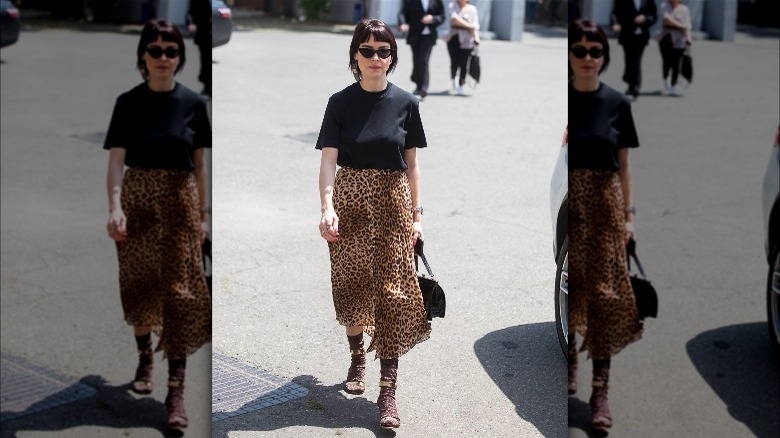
[569,37,604,81]
[142,36,180,81]
[354,35,392,80]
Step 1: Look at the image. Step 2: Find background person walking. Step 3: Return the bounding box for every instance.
[657,0,691,96]
[610,0,657,99]
[315,18,431,430]
[398,0,446,99]
[187,0,212,97]
[104,19,212,431]
[443,0,479,96]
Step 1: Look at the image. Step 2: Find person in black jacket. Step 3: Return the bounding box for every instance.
[187,0,212,97]
[611,0,657,99]
[398,0,445,99]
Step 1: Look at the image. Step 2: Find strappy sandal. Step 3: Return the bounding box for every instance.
[345,348,366,395]
[165,379,188,429]
[568,362,577,395]
[567,337,577,395]
[377,380,400,429]
[590,379,612,431]
[131,348,153,395]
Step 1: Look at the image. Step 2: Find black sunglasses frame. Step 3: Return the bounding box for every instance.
[570,46,604,59]
[146,46,181,59]
[357,47,393,59]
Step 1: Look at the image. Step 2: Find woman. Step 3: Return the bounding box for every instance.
[315,18,431,430]
[567,19,643,432]
[657,0,691,95]
[443,0,479,95]
[397,0,446,99]
[104,19,212,430]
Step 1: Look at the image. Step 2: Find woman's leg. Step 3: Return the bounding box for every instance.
[568,333,577,394]
[659,35,673,83]
[345,326,366,394]
[166,357,188,429]
[447,37,460,81]
[131,325,154,394]
[378,357,400,429]
[669,48,685,86]
[458,48,471,86]
[590,357,612,431]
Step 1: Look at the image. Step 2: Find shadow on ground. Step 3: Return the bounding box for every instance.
[686,322,780,438]
[473,322,566,437]
[212,375,396,438]
[0,375,178,438]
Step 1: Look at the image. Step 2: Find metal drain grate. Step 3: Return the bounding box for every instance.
[0,353,97,423]
[211,352,308,422]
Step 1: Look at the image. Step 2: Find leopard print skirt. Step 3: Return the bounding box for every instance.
[569,169,643,360]
[117,168,211,359]
[329,167,431,360]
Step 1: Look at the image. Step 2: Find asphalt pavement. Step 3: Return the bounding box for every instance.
[0,22,212,438]
[567,27,780,438]
[209,21,567,438]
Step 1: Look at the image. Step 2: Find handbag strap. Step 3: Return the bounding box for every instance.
[626,238,647,278]
[414,239,435,278]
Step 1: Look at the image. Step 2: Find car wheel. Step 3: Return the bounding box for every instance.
[555,236,568,359]
[768,246,780,359]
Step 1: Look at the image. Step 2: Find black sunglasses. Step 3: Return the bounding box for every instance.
[357,47,393,59]
[570,46,604,59]
[146,46,180,59]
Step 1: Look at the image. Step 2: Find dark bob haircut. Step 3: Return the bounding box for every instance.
[136,19,186,81]
[568,19,610,77]
[348,19,398,82]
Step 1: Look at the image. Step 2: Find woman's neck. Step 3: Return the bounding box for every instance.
[147,77,176,92]
[359,77,388,93]
[571,77,599,92]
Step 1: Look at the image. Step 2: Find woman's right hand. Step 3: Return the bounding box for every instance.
[319,209,339,243]
[107,209,127,243]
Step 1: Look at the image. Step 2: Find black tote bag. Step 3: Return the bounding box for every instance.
[627,239,658,319]
[414,240,446,321]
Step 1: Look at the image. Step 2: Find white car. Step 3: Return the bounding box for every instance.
[550,128,568,358]
[762,125,780,358]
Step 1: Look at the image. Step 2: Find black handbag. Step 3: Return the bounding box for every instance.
[681,47,693,84]
[414,240,446,321]
[467,46,480,85]
[626,239,658,319]
[202,236,212,296]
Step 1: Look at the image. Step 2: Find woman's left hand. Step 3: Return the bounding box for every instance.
[411,221,423,248]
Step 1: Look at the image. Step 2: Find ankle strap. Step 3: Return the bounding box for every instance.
[379,380,396,389]
[350,348,364,355]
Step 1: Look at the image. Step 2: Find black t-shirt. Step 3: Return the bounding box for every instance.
[568,82,639,170]
[103,82,212,170]
[315,82,427,170]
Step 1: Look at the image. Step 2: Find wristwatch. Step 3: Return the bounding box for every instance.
[413,206,424,215]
